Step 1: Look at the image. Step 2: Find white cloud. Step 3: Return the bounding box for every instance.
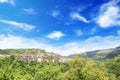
[51,10,60,17]
[96,0,120,28]
[75,29,83,36]
[56,42,85,56]
[0,0,15,6]
[70,12,89,23]
[0,19,35,31]
[0,0,7,3]
[0,34,53,49]
[56,34,120,56]
[22,8,37,14]
[46,31,65,40]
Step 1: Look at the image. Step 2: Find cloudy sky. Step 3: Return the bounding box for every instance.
[0,0,120,56]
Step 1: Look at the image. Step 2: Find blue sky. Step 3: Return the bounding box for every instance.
[0,0,120,56]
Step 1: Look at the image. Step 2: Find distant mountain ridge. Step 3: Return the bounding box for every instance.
[1,46,120,61]
[68,46,120,60]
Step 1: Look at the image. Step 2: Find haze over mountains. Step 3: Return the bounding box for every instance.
[0,46,120,61]
[68,46,120,60]
[85,46,120,59]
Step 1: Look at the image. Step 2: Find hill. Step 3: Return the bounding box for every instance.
[68,46,120,60]
[0,49,68,62]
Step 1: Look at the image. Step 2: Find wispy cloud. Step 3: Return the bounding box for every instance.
[0,19,35,31]
[22,8,37,14]
[51,10,60,17]
[90,27,97,35]
[70,12,89,23]
[75,29,83,36]
[0,0,15,6]
[96,0,120,28]
[46,31,65,40]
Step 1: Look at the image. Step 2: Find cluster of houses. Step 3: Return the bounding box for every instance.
[21,53,68,62]
[0,52,68,63]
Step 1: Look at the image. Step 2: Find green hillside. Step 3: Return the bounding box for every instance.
[69,46,120,60]
[0,48,120,80]
[0,49,47,54]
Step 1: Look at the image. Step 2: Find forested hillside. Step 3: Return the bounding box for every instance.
[69,46,120,60]
[0,49,68,62]
[0,48,120,80]
[0,55,120,80]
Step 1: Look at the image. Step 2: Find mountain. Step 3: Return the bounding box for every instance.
[0,49,68,62]
[1,46,120,61]
[68,46,120,60]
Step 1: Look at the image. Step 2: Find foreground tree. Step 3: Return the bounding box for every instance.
[106,55,120,80]
[61,57,116,80]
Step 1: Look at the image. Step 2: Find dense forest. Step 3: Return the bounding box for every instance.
[0,54,120,80]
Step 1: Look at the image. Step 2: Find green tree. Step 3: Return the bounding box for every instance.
[62,57,115,80]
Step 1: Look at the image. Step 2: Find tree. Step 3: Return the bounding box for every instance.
[106,55,120,80]
[62,57,115,80]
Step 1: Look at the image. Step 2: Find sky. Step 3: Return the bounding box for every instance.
[0,0,120,56]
